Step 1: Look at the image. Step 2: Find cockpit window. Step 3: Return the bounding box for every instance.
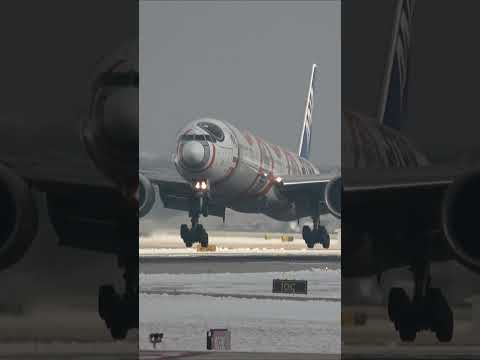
[198,122,225,141]
[180,134,216,142]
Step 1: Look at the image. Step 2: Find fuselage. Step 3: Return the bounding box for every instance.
[174,118,320,221]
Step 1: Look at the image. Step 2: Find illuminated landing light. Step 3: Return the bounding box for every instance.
[275,176,283,183]
[194,180,209,191]
[263,172,269,177]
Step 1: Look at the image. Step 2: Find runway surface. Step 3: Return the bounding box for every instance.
[140,255,340,354]
[140,351,339,359]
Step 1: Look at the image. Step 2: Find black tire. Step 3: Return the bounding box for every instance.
[388,287,410,323]
[110,321,128,340]
[180,224,189,239]
[321,228,330,249]
[98,285,116,322]
[428,288,453,342]
[302,225,311,240]
[399,319,416,342]
[197,224,209,247]
[303,226,314,248]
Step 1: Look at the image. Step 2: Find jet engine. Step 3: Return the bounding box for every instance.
[82,41,138,195]
[0,164,38,270]
[325,175,342,219]
[139,174,156,218]
[443,169,480,273]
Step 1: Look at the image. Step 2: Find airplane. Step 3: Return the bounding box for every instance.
[139,64,341,249]
[343,0,480,343]
[0,40,138,340]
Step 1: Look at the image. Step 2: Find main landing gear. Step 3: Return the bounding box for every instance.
[98,256,138,340]
[302,200,330,249]
[98,205,138,340]
[180,181,209,248]
[387,235,453,342]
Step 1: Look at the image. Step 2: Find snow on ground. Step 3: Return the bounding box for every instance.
[140,268,340,353]
[141,294,339,353]
[140,268,339,299]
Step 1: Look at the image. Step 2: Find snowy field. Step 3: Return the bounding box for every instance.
[140,265,340,353]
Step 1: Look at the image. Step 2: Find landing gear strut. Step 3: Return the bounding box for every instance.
[302,201,330,249]
[98,203,138,340]
[180,182,209,247]
[387,234,453,342]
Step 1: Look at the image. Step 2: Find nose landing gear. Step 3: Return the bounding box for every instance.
[180,181,210,248]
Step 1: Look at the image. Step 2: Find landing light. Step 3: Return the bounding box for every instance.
[275,176,283,183]
[194,180,208,191]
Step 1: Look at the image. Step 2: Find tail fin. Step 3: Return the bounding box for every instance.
[297,64,317,159]
[378,0,417,129]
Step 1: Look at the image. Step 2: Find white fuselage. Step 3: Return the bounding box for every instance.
[174,118,320,221]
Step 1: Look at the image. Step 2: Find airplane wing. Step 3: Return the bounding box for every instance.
[341,164,480,277]
[140,169,226,218]
[277,174,341,218]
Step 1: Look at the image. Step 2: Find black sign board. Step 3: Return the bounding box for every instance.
[272,279,308,294]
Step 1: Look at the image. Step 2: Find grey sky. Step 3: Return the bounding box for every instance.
[140,1,340,167]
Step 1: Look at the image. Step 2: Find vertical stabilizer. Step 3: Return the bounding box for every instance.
[297,64,317,159]
[378,0,417,129]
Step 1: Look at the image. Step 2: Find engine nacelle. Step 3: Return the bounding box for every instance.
[82,40,138,195]
[139,174,156,218]
[325,175,342,219]
[0,164,38,270]
[443,169,480,273]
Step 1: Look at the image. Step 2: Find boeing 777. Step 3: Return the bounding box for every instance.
[139,64,341,249]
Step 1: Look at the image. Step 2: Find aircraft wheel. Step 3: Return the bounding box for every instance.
[428,288,453,342]
[303,226,314,248]
[180,224,193,247]
[302,225,311,239]
[388,287,409,323]
[320,227,330,249]
[180,224,189,239]
[197,224,209,247]
[398,316,417,342]
[110,319,128,340]
[98,285,116,322]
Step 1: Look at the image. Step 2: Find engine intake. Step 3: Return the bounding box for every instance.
[325,175,342,219]
[0,164,38,270]
[139,174,156,218]
[443,169,480,273]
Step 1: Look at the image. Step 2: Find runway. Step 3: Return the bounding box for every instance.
[140,253,340,354]
[140,351,339,359]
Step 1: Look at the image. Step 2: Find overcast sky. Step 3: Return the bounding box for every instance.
[140,1,340,167]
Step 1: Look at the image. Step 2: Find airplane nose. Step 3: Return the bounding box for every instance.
[181,141,205,168]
